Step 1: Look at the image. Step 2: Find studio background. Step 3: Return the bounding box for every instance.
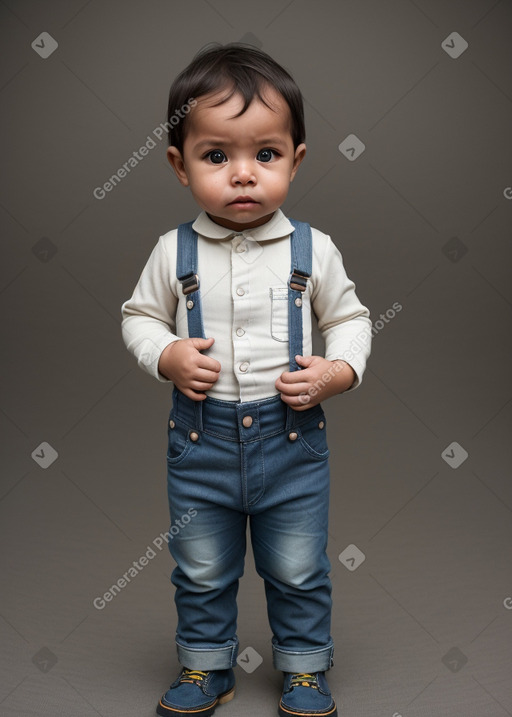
[1,1,511,715]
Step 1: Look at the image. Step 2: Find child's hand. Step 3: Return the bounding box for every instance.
[275,355,356,411]
[158,337,221,401]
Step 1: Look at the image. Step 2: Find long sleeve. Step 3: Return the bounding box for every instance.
[121,234,180,382]
[310,229,372,389]
[120,213,372,398]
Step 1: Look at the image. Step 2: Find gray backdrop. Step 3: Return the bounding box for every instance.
[1,1,511,716]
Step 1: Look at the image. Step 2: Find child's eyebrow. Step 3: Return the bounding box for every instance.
[193,139,228,151]
[256,137,289,147]
[192,137,289,151]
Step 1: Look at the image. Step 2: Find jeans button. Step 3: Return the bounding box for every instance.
[318,421,325,429]
[169,420,175,429]
[242,415,253,428]
[288,431,298,441]
[189,431,199,442]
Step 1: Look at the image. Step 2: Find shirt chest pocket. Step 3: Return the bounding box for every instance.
[269,286,288,342]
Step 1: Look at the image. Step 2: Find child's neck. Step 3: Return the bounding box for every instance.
[206,211,277,232]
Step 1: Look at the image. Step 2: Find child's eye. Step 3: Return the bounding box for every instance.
[206,150,227,164]
[257,148,275,162]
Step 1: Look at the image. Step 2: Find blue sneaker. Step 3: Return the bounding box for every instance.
[156,668,235,716]
[278,672,337,716]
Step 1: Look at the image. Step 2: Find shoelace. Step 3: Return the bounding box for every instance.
[179,669,209,687]
[290,673,318,689]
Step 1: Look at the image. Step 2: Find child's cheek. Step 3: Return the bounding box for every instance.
[270,177,290,205]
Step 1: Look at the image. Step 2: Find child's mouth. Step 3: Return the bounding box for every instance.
[229,196,258,206]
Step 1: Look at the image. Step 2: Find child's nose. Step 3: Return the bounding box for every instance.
[231,161,256,186]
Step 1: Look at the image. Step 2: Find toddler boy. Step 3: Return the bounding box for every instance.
[122,43,371,717]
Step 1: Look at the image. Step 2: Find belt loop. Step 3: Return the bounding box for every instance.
[194,397,204,431]
[285,404,297,431]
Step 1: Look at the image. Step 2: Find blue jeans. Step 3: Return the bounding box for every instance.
[166,387,334,673]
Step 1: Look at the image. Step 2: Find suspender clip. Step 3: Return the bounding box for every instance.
[181,273,199,295]
[289,269,309,292]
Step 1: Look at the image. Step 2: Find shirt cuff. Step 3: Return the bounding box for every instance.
[325,334,372,390]
[136,336,180,383]
[327,357,365,391]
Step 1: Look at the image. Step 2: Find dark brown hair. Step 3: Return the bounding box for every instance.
[166,43,305,153]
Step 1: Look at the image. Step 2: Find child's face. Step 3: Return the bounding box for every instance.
[167,86,306,230]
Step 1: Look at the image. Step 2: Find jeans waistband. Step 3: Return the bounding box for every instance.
[171,388,324,441]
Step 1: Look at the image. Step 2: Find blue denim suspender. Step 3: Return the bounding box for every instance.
[287,219,312,372]
[176,220,312,372]
[176,221,207,340]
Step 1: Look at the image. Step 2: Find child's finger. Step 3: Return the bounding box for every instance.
[189,336,215,351]
[194,367,220,384]
[197,354,221,373]
[178,386,208,401]
[276,375,310,395]
[279,368,308,384]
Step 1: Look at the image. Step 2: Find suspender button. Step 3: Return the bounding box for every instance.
[294,297,302,307]
[186,300,194,310]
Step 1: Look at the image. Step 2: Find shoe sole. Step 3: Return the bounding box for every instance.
[156,686,235,716]
[278,700,337,717]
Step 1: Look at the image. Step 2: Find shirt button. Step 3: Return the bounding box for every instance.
[239,362,249,373]
[236,327,245,337]
[236,243,246,253]
[236,287,245,296]
[242,415,253,428]
[288,431,298,441]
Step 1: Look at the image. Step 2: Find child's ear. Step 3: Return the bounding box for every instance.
[167,146,189,187]
[290,143,306,181]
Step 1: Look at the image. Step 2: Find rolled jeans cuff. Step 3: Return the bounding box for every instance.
[176,639,239,670]
[272,642,335,672]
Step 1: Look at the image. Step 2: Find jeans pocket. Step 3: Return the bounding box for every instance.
[297,413,330,461]
[270,286,288,342]
[167,416,193,464]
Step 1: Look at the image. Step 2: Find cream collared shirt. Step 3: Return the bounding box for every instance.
[121,209,372,402]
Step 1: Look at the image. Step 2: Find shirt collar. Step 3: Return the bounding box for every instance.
[192,209,294,242]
